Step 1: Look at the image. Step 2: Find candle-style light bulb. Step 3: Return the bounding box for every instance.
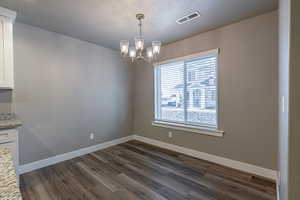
[120,40,129,56]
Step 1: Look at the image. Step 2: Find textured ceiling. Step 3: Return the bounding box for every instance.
[0,0,277,50]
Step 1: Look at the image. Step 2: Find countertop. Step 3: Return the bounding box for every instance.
[0,147,22,199]
[0,114,22,130]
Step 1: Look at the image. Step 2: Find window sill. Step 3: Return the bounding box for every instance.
[152,121,224,138]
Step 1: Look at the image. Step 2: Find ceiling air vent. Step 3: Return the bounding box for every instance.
[176,11,201,24]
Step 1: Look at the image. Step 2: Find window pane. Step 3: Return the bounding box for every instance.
[156,61,185,123]
[185,56,217,127]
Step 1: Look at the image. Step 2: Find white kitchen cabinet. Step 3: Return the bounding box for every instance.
[0,7,16,89]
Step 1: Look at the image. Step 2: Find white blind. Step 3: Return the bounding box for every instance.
[155,51,218,128]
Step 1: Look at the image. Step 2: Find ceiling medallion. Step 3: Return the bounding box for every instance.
[120,13,161,62]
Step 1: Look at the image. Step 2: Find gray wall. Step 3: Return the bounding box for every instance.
[11,23,133,165]
[133,11,278,170]
[278,0,290,199]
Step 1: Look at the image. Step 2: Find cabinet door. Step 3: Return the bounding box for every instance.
[0,18,4,85]
[0,16,14,89]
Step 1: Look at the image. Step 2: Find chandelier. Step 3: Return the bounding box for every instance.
[120,13,161,62]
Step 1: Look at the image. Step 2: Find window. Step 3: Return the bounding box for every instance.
[154,49,218,129]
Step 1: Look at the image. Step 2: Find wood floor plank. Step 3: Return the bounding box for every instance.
[76,161,123,192]
[117,173,168,200]
[20,141,277,200]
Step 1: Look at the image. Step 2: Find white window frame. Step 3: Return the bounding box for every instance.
[153,48,224,137]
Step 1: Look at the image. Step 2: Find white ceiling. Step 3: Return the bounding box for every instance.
[0,0,277,50]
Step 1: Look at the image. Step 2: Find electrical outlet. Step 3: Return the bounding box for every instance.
[281,96,285,113]
[90,133,94,140]
[168,132,173,138]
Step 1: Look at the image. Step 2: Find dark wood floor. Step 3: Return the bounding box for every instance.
[20,140,276,200]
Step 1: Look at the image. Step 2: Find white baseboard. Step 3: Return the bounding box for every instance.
[132,135,278,181]
[18,135,134,175]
